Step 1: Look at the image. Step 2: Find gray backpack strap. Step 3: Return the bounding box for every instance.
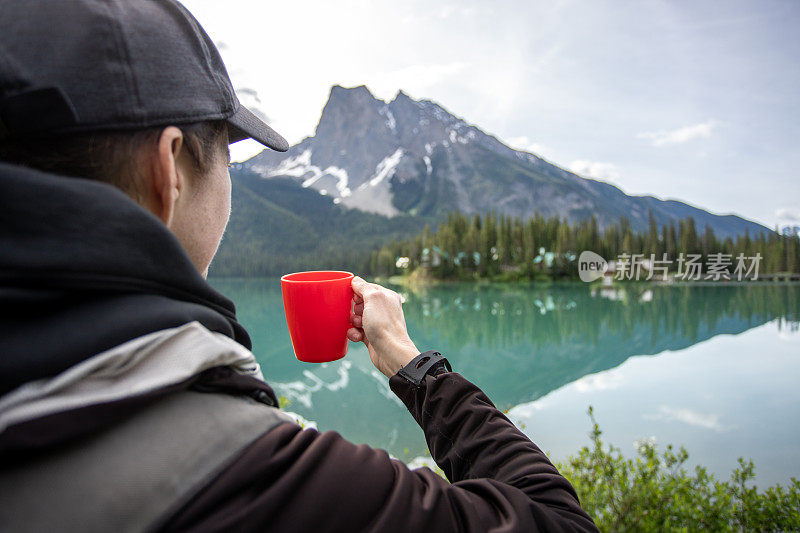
[0,391,294,533]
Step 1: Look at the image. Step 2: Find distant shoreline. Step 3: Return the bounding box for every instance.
[377,273,800,288]
[208,274,800,287]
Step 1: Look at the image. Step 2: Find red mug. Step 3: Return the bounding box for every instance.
[280,270,355,363]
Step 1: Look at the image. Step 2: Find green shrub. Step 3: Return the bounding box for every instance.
[557,407,800,532]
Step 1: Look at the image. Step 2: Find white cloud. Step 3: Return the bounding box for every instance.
[506,136,530,148]
[230,139,265,164]
[528,43,563,75]
[777,328,800,342]
[437,5,477,18]
[644,405,733,432]
[506,135,554,159]
[568,160,622,181]
[507,398,548,419]
[573,370,624,393]
[227,84,277,162]
[637,120,719,147]
[775,207,800,222]
[235,86,270,122]
[183,0,791,230]
[366,62,469,100]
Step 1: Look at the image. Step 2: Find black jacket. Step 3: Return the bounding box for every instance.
[0,162,598,532]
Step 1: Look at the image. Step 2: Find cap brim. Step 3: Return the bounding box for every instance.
[227,105,289,152]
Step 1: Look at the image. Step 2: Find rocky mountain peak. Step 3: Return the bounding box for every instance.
[245,84,767,239]
[391,89,411,101]
[315,85,383,139]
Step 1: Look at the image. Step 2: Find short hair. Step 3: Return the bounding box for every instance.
[0,120,228,195]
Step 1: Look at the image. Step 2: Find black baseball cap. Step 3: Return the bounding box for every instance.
[0,0,288,152]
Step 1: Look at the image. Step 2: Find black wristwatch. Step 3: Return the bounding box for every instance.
[398,350,452,386]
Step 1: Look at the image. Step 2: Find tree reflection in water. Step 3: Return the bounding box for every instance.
[211,279,799,457]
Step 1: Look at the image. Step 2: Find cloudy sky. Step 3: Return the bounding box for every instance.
[182,0,799,229]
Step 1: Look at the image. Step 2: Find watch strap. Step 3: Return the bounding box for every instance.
[398,350,451,386]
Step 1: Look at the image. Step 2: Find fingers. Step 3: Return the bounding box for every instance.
[353,293,363,305]
[353,302,364,315]
[347,327,364,342]
[350,312,362,328]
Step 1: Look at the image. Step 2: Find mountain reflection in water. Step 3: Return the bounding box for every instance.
[211,280,799,464]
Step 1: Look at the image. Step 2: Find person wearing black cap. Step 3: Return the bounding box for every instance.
[0,1,597,531]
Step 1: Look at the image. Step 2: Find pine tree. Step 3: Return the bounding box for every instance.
[647,210,660,256]
[701,224,716,260]
[365,209,789,279]
[679,217,699,256]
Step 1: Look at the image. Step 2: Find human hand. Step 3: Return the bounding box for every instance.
[347,276,419,378]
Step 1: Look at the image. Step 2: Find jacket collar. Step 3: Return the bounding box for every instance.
[0,322,280,458]
[0,162,251,395]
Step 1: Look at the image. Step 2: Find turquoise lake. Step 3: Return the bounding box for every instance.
[210,279,800,486]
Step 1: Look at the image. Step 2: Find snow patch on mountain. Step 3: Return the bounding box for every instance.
[423,155,432,175]
[320,166,348,197]
[368,149,404,187]
[241,84,769,240]
[265,149,313,178]
[379,105,396,131]
[264,149,350,198]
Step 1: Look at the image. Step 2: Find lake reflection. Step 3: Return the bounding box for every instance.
[401,284,798,409]
[210,279,799,483]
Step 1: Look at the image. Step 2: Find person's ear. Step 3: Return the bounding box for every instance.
[150,126,185,227]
